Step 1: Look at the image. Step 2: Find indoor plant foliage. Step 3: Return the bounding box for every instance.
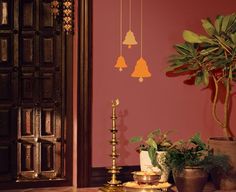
[166,133,230,192]
[130,129,172,182]
[167,13,236,138]
[166,133,230,173]
[130,129,172,167]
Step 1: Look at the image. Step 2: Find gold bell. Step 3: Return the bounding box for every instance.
[123,30,138,48]
[114,55,128,71]
[131,57,151,82]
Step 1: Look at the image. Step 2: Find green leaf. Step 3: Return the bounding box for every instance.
[148,147,157,167]
[175,43,192,55]
[226,13,236,33]
[199,35,215,44]
[203,70,209,86]
[195,72,203,86]
[129,136,142,143]
[230,33,236,44]
[183,30,202,43]
[146,137,157,149]
[148,129,161,138]
[229,67,233,80]
[213,59,230,68]
[229,22,236,33]
[201,19,216,36]
[188,63,200,70]
[174,67,191,73]
[214,15,223,34]
[221,15,230,32]
[200,47,219,55]
[190,133,206,150]
[215,35,232,52]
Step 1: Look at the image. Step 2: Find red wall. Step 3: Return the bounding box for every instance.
[92,0,236,167]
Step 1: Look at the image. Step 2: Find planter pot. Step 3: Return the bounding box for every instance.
[173,167,208,192]
[209,137,236,190]
[140,150,170,182]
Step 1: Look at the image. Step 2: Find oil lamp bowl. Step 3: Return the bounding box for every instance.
[132,171,160,184]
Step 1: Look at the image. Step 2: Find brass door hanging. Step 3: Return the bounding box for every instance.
[51,0,74,34]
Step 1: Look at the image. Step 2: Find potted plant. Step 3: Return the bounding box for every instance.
[130,128,172,182]
[166,133,230,192]
[166,12,236,190]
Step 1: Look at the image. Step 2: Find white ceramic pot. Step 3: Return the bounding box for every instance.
[140,150,170,182]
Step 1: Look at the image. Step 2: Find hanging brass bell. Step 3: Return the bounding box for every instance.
[114,55,128,71]
[123,30,138,49]
[131,57,151,82]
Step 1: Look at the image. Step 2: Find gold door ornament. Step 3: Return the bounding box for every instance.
[63,0,74,34]
[50,0,74,34]
[51,0,60,18]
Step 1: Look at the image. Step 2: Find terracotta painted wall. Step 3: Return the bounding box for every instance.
[92,0,236,167]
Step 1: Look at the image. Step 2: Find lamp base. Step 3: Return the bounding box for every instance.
[99,184,124,192]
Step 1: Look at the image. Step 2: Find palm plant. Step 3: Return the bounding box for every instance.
[167,13,236,138]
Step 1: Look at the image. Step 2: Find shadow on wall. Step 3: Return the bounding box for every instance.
[117,110,130,165]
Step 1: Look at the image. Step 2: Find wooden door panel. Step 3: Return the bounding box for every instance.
[0,34,12,66]
[39,142,61,179]
[0,0,66,184]
[16,0,63,182]
[20,143,35,171]
[20,108,34,136]
[21,72,37,101]
[0,106,17,182]
[17,142,38,180]
[40,1,54,29]
[21,35,35,66]
[41,142,54,171]
[39,105,62,179]
[0,144,11,180]
[40,72,54,101]
[17,106,38,180]
[0,0,12,29]
[40,36,54,66]
[0,72,11,100]
[0,0,18,182]
[41,108,54,136]
[20,0,35,30]
[0,107,12,137]
[17,106,37,141]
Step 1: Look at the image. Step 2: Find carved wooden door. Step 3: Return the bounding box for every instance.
[0,0,65,182]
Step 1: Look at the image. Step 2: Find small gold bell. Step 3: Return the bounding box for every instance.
[114,55,128,71]
[123,30,138,48]
[131,57,151,82]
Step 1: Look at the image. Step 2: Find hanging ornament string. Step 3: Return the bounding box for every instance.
[131,0,151,82]
[129,0,132,31]
[123,0,137,48]
[115,0,128,71]
[140,0,143,57]
[120,0,123,55]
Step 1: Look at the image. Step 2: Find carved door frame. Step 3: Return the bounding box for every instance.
[77,0,93,187]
